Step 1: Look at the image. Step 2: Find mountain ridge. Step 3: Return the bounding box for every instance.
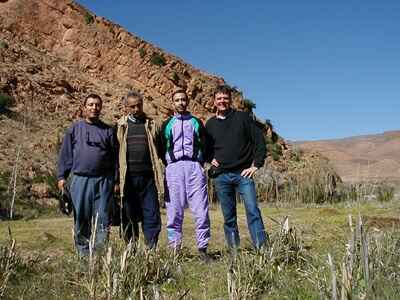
[296,130,400,182]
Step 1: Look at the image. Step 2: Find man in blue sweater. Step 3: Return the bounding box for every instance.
[57,94,117,256]
[205,85,267,250]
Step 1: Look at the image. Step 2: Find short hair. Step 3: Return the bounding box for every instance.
[213,85,232,99]
[84,94,102,106]
[123,90,143,105]
[171,88,187,100]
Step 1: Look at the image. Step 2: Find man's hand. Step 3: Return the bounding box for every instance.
[241,166,258,178]
[211,158,220,168]
[114,184,120,194]
[57,179,66,192]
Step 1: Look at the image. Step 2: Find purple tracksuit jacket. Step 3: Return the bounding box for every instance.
[161,113,210,249]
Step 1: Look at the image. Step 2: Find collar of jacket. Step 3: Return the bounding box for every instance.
[174,112,192,120]
[118,114,150,127]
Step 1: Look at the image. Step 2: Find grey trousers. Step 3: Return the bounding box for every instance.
[70,174,114,256]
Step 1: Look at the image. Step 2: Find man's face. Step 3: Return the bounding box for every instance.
[125,97,144,118]
[172,92,189,114]
[84,97,102,122]
[214,92,231,113]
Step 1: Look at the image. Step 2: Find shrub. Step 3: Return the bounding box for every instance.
[0,93,13,112]
[138,47,146,58]
[84,12,94,25]
[170,71,179,83]
[269,143,282,161]
[0,40,9,49]
[150,53,166,66]
[242,98,256,111]
[376,184,394,202]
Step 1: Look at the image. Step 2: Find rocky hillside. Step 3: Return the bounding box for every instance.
[0,0,338,211]
[297,131,400,182]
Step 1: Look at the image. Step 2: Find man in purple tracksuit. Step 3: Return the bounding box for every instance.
[160,89,211,260]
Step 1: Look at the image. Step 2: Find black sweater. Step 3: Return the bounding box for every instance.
[205,111,266,171]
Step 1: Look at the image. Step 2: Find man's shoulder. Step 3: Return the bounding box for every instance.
[161,116,175,128]
[233,110,250,119]
[68,119,84,131]
[205,116,217,126]
[190,115,204,125]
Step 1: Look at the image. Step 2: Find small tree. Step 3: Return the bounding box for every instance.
[242,99,256,112]
[0,93,13,112]
[84,12,94,25]
[170,72,179,83]
[138,48,146,58]
[150,53,166,66]
[0,41,8,49]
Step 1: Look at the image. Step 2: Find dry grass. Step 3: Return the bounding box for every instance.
[1,198,399,299]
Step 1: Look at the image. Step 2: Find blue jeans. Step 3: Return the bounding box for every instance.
[122,174,161,248]
[213,172,267,249]
[70,174,114,256]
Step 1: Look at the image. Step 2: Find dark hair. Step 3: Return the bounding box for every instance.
[123,90,143,105]
[213,85,232,99]
[84,94,102,106]
[171,88,187,100]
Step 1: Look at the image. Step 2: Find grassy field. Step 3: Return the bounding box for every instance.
[1,200,400,299]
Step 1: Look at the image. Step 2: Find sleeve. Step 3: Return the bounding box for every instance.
[111,125,119,183]
[204,120,215,163]
[156,120,168,166]
[246,114,266,168]
[57,126,74,180]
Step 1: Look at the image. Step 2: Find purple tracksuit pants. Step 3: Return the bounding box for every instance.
[165,160,210,250]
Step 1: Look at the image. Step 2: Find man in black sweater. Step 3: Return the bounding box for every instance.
[205,85,267,249]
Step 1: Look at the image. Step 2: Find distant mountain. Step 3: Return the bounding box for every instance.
[296,131,400,182]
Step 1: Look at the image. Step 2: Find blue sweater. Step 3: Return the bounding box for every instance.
[57,120,117,180]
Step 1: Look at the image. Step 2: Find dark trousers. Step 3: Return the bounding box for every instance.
[122,173,161,248]
[70,174,113,256]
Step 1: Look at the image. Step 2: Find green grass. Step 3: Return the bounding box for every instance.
[1,199,399,299]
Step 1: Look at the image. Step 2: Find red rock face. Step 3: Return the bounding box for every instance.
[0,0,245,122]
[0,0,300,203]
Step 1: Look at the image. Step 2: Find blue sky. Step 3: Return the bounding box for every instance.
[77,0,400,141]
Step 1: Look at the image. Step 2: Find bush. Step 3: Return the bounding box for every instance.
[138,47,146,58]
[242,98,256,111]
[150,53,166,66]
[0,40,9,49]
[84,12,94,25]
[170,71,179,83]
[0,93,13,112]
[376,184,394,202]
[269,143,282,161]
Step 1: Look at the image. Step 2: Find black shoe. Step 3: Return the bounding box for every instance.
[198,248,212,263]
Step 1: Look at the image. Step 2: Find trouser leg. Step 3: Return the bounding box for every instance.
[236,175,267,249]
[140,176,161,249]
[186,162,210,250]
[165,162,186,249]
[70,175,92,256]
[92,175,113,252]
[214,173,240,248]
[122,176,140,244]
